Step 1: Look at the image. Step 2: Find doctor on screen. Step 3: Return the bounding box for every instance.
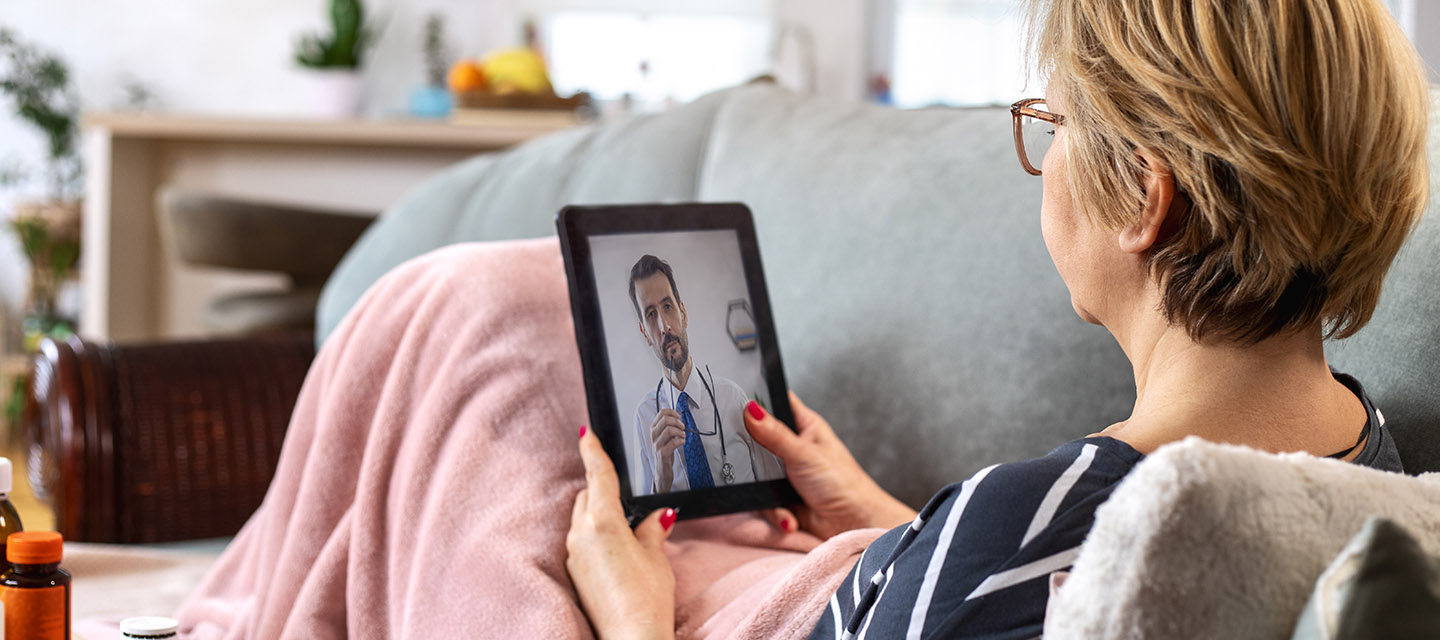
[628,254,785,495]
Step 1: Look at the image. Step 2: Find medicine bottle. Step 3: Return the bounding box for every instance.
[1,531,70,640]
[0,458,25,571]
[120,616,180,638]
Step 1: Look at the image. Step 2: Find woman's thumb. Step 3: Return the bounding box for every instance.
[743,399,805,460]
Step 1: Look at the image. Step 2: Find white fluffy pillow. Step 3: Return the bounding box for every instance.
[1043,437,1440,640]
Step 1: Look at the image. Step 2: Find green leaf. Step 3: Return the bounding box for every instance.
[4,376,26,429]
[10,218,48,261]
[48,239,79,274]
[1,25,82,200]
[293,0,370,69]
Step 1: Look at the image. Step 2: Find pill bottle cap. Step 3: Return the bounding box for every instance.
[120,616,180,638]
[7,531,62,564]
[0,458,11,495]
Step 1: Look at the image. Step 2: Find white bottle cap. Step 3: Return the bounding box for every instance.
[0,458,12,496]
[120,616,179,638]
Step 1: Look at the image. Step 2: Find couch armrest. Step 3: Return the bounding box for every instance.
[24,334,314,543]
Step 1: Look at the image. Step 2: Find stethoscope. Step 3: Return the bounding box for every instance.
[655,365,735,484]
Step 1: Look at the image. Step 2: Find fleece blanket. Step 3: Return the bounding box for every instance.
[160,239,884,639]
[1044,437,1440,640]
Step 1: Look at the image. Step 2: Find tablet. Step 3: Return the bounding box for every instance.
[557,203,801,525]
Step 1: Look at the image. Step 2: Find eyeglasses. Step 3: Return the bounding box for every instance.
[1010,98,1066,176]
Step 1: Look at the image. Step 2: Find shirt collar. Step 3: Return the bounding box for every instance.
[666,364,702,407]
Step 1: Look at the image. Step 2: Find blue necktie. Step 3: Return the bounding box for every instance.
[677,391,714,489]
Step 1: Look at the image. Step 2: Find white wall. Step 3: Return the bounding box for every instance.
[0,0,534,334]
[1417,1,1440,82]
[776,0,867,101]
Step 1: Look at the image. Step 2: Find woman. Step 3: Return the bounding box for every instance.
[566,0,1430,638]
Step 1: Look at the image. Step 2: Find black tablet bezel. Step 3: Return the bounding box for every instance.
[557,202,801,525]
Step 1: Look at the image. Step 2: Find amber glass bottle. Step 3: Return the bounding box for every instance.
[0,458,25,572]
[1,531,70,640]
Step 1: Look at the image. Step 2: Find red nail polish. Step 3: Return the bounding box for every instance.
[579,425,587,439]
[660,508,678,532]
[782,518,794,533]
[746,401,765,421]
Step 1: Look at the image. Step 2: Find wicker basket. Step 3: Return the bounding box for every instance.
[25,334,314,543]
[451,90,588,111]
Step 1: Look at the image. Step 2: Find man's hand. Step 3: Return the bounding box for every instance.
[567,426,678,640]
[744,391,917,539]
[649,408,686,491]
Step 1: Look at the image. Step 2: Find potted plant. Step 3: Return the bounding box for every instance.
[294,0,373,117]
[0,27,81,343]
[0,26,81,437]
[408,13,452,118]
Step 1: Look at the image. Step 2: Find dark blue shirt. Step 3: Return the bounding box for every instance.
[809,373,1402,639]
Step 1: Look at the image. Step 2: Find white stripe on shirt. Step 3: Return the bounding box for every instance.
[964,546,1082,601]
[1020,444,1097,547]
[852,543,870,605]
[856,564,896,640]
[905,464,999,640]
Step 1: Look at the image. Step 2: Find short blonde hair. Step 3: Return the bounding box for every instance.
[1031,0,1431,343]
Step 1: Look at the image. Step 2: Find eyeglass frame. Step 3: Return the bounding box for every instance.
[1010,98,1066,176]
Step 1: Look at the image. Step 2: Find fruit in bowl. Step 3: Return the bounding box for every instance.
[447,47,585,113]
[480,47,552,95]
[446,60,486,93]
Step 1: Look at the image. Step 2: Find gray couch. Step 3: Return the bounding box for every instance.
[319,83,1440,508]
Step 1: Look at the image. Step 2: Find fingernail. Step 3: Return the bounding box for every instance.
[746,401,765,421]
[660,508,678,532]
[782,518,794,533]
[579,425,587,439]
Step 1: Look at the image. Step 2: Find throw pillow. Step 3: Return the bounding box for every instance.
[1291,517,1440,640]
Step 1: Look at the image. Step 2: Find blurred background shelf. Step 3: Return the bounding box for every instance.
[80,112,579,342]
[82,112,573,149]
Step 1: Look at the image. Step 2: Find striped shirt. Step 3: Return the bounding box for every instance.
[809,373,1402,639]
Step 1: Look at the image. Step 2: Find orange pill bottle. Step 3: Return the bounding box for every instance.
[1,531,70,640]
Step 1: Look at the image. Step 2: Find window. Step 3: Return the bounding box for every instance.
[884,0,1421,109]
[542,12,774,109]
[887,0,1029,108]
[1382,0,1416,38]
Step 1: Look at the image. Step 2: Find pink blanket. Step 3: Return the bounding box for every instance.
[166,239,884,639]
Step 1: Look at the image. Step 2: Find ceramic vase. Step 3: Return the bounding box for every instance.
[299,68,364,118]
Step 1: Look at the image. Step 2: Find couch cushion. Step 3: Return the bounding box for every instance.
[1289,517,1440,640]
[316,87,741,342]
[318,83,1440,505]
[697,85,1135,505]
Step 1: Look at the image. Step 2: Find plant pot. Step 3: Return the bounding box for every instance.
[408,86,452,119]
[12,200,81,237]
[298,68,364,118]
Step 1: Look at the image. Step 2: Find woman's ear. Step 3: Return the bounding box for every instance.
[1119,153,1178,255]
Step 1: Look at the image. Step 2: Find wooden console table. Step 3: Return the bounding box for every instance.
[81,113,575,341]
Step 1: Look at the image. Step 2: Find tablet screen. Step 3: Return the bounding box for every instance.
[589,229,787,496]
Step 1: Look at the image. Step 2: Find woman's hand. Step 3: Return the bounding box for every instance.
[744,391,918,539]
[567,426,679,640]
